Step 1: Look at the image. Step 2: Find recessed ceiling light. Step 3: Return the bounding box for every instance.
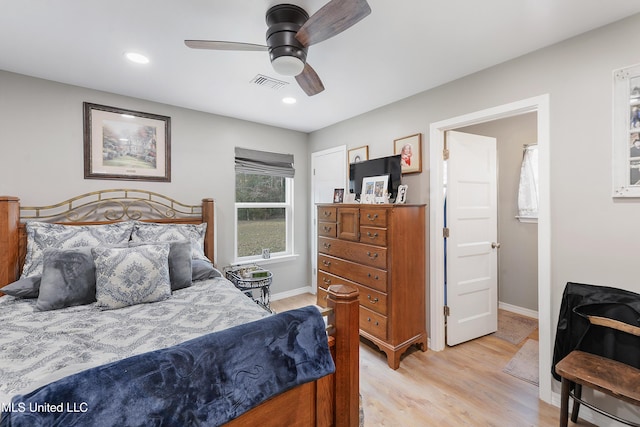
[125,52,149,64]
[282,97,297,104]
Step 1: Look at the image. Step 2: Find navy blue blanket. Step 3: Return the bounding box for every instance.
[1,306,334,427]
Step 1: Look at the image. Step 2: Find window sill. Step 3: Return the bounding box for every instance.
[232,254,299,267]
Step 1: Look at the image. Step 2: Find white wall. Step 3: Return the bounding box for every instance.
[309,13,640,421]
[0,70,310,294]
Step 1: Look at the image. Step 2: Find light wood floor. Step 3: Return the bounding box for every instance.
[271,293,593,427]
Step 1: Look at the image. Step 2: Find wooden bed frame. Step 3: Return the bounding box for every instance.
[0,189,360,427]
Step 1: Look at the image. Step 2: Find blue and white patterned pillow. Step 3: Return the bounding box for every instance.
[130,222,208,261]
[21,221,135,279]
[92,244,172,310]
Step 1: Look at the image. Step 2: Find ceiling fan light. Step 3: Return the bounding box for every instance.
[272,55,304,76]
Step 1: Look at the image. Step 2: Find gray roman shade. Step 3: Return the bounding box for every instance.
[234,147,295,178]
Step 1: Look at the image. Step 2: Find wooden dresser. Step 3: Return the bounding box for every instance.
[316,203,427,369]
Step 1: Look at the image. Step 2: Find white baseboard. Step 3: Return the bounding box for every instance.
[271,286,314,301]
[550,391,628,427]
[498,301,538,319]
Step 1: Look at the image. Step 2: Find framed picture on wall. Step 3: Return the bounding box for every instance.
[83,102,171,182]
[394,133,422,174]
[613,63,640,197]
[348,145,369,164]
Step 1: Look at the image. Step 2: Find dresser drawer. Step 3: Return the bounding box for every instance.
[318,221,337,238]
[316,286,329,308]
[357,284,388,315]
[359,226,387,246]
[360,306,388,340]
[360,208,387,227]
[318,254,387,292]
[317,206,337,222]
[318,270,388,315]
[318,237,387,269]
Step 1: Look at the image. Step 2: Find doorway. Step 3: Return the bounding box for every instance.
[429,95,552,403]
[310,146,347,293]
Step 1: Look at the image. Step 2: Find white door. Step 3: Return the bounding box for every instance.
[311,146,347,292]
[446,131,498,346]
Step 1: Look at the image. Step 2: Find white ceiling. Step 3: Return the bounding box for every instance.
[2,1,640,133]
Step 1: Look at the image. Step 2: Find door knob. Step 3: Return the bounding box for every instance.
[491,242,501,249]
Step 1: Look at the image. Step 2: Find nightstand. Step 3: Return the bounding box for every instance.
[224,265,273,312]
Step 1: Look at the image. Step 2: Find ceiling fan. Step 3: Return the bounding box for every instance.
[185,0,371,96]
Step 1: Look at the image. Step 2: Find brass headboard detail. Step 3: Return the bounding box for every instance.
[20,189,203,223]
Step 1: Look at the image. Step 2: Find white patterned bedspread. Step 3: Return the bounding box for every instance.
[0,278,271,405]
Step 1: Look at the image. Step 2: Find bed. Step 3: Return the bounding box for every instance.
[0,189,360,426]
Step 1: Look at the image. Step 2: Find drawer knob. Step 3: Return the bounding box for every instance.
[322,260,331,267]
[323,226,332,232]
[367,273,379,280]
[366,213,378,221]
[367,294,379,304]
[323,243,332,249]
[323,278,332,284]
[323,211,332,217]
[366,231,379,239]
[366,252,378,259]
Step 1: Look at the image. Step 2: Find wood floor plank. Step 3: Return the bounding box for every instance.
[270,294,594,426]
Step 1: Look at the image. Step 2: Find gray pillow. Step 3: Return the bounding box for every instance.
[36,247,96,311]
[129,240,192,291]
[191,259,223,282]
[92,244,171,310]
[1,276,41,298]
[21,221,135,279]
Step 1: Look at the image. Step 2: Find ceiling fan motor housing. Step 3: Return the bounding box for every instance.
[266,4,309,76]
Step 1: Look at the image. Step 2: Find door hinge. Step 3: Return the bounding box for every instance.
[444,305,450,317]
[443,148,450,160]
[443,227,450,238]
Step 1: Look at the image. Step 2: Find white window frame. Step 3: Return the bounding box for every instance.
[234,176,294,264]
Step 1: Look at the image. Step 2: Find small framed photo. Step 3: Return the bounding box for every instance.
[333,188,345,203]
[348,145,369,164]
[362,175,389,204]
[394,133,422,174]
[395,184,408,204]
[83,102,171,182]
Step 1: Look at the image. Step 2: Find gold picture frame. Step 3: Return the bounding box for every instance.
[394,133,422,174]
[348,145,369,164]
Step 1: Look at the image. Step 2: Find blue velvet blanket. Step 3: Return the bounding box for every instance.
[1,306,335,427]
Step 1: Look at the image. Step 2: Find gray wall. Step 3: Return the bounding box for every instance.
[0,70,310,294]
[309,13,640,418]
[459,113,538,312]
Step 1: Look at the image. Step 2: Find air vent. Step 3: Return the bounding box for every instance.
[250,74,289,90]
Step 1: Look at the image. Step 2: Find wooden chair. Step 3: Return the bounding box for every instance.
[555,315,640,427]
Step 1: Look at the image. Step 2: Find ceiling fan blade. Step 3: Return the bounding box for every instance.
[184,40,268,51]
[295,0,371,47]
[295,63,325,96]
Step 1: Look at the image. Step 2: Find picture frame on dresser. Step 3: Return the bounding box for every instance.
[83,102,171,182]
[362,175,389,204]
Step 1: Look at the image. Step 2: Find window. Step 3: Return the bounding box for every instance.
[517,144,538,222]
[234,148,294,261]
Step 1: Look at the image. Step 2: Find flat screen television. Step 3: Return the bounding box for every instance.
[349,155,402,201]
